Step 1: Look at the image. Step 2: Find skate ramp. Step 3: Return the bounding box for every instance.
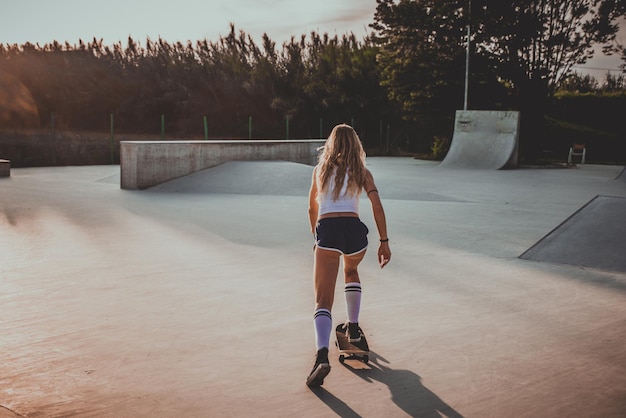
[520,195,626,273]
[121,139,323,189]
[616,167,626,182]
[439,110,520,169]
[149,160,311,195]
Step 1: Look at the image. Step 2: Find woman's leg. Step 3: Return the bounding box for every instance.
[343,250,366,340]
[307,247,340,387]
[343,249,366,284]
[314,247,341,309]
[313,247,341,349]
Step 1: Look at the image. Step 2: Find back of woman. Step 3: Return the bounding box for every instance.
[306,124,391,387]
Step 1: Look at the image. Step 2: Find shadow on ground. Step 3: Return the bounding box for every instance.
[311,352,464,418]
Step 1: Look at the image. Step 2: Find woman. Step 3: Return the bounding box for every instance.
[306,124,391,387]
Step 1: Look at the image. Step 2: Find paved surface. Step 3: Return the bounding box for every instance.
[1,158,626,417]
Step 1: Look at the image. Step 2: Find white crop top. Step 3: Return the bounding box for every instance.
[318,171,360,215]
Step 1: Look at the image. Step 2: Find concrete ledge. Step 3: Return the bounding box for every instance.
[120,140,324,190]
[0,159,10,177]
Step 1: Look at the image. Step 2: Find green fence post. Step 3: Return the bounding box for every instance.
[204,116,208,140]
[319,118,323,139]
[161,114,165,140]
[249,116,252,139]
[286,115,290,140]
[51,112,56,166]
[386,125,391,154]
[110,113,115,164]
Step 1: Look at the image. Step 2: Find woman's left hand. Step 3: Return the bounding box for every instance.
[378,242,391,269]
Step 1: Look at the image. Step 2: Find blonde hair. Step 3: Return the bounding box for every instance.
[317,124,367,200]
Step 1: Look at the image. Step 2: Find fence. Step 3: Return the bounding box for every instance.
[0,111,426,167]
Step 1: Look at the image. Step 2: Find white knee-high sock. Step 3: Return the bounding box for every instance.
[313,308,332,350]
[345,283,362,323]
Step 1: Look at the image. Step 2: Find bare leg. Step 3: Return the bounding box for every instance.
[313,247,341,310]
[343,249,366,340]
[307,247,341,386]
[343,249,366,284]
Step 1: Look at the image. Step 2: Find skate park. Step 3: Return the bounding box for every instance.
[1,120,626,417]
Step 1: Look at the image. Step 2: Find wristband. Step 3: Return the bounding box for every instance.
[380,238,389,243]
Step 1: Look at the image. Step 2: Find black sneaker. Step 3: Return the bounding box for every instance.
[346,322,362,343]
[306,347,331,387]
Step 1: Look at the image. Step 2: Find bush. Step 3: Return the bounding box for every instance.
[543,117,624,164]
[430,136,450,160]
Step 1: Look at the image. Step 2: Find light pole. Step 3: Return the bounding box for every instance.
[464,0,471,110]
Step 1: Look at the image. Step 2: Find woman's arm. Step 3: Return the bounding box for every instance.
[364,170,391,268]
[308,167,319,235]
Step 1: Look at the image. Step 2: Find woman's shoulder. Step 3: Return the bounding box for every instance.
[363,168,375,185]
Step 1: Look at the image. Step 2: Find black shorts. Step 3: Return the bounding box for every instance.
[315,217,369,255]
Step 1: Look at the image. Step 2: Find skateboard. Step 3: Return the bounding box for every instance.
[335,323,369,364]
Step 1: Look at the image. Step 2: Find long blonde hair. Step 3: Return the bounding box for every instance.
[317,124,367,200]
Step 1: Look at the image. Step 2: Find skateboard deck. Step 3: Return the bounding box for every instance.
[335,323,369,363]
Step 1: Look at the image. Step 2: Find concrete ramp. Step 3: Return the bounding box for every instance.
[520,195,626,273]
[439,110,520,169]
[149,160,311,195]
[616,167,626,182]
[120,139,323,190]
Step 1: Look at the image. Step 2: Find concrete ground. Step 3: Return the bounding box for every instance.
[1,158,625,418]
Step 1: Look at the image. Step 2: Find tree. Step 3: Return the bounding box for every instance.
[372,0,469,119]
[558,72,600,92]
[1,26,393,140]
[476,0,625,159]
[371,0,510,149]
[372,0,625,161]
[301,33,389,140]
[602,71,626,91]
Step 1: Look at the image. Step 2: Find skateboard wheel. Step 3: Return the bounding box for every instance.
[362,355,369,364]
[339,355,345,364]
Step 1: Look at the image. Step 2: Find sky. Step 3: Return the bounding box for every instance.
[1,0,623,79]
[0,0,377,47]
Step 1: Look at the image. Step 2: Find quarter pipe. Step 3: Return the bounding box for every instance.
[439,110,520,169]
